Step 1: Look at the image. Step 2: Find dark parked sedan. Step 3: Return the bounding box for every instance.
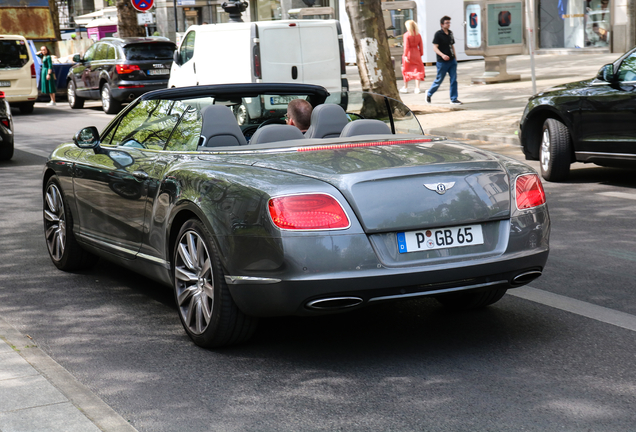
[67,37,175,114]
[43,83,550,347]
[519,47,636,181]
[0,90,14,160]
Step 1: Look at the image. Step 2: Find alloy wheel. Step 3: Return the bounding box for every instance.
[174,230,214,335]
[236,104,248,125]
[101,85,110,112]
[67,82,75,106]
[540,128,551,173]
[44,183,66,262]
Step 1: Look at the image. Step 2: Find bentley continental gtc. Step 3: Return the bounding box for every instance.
[43,83,550,347]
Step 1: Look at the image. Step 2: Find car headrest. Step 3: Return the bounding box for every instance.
[340,119,392,137]
[200,105,247,147]
[250,124,305,145]
[304,104,349,139]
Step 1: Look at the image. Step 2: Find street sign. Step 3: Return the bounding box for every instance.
[137,12,154,25]
[131,0,153,12]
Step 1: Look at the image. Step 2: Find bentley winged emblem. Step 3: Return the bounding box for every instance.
[424,182,456,195]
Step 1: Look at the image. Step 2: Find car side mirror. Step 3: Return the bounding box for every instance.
[173,50,181,66]
[597,63,615,82]
[72,53,83,63]
[73,126,100,150]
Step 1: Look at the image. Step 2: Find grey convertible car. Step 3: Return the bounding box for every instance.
[43,83,550,348]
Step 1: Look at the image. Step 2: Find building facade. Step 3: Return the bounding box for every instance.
[72,0,633,55]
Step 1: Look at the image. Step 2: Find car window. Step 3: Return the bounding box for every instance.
[83,45,96,62]
[617,52,636,82]
[165,106,203,151]
[93,43,108,61]
[110,100,185,150]
[107,45,117,60]
[181,32,196,63]
[124,43,175,61]
[0,39,29,69]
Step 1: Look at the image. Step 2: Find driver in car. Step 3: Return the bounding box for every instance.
[286,99,312,134]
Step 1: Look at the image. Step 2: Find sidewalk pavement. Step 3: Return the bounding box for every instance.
[348,52,619,147]
[0,316,137,432]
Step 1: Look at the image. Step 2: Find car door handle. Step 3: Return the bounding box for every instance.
[132,170,149,180]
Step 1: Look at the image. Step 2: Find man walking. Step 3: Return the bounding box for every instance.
[426,16,462,105]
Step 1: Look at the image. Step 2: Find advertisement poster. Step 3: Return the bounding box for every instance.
[466,4,482,49]
[487,2,523,46]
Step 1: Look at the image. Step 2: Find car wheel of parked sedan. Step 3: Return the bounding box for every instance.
[67,80,85,109]
[173,219,258,348]
[435,287,508,310]
[43,177,98,270]
[540,118,572,182]
[101,83,121,114]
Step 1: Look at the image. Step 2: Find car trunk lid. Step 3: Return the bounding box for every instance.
[247,140,511,232]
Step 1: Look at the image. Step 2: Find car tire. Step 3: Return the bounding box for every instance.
[43,177,98,270]
[101,83,121,114]
[67,80,85,109]
[19,102,34,114]
[173,219,258,348]
[0,143,13,161]
[540,118,572,182]
[435,287,508,310]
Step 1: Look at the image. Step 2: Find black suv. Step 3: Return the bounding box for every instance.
[0,91,14,160]
[519,46,636,182]
[67,37,176,114]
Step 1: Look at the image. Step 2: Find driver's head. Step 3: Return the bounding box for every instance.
[286,99,312,132]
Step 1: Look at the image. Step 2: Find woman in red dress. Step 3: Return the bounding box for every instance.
[400,20,425,94]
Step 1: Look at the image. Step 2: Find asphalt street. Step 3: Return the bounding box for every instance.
[1,102,635,431]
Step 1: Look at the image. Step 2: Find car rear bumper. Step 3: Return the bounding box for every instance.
[227,249,549,317]
[5,88,38,104]
[110,81,169,102]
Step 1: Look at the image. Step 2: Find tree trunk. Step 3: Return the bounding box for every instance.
[344,0,402,102]
[116,0,146,38]
[49,0,61,42]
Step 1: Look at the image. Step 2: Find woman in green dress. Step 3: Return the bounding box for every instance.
[37,46,57,106]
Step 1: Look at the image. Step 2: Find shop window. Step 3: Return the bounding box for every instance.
[539,0,610,49]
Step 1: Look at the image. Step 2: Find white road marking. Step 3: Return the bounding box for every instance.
[597,191,636,200]
[510,286,636,333]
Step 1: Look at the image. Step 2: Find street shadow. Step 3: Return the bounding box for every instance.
[564,164,636,188]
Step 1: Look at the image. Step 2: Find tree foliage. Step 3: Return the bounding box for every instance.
[344,0,402,102]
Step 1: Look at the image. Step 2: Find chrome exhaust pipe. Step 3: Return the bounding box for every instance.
[512,270,542,285]
[306,297,363,310]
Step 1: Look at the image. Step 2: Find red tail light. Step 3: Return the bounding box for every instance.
[1,119,9,128]
[515,174,546,210]
[115,64,141,74]
[0,91,4,99]
[339,38,346,75]
[252,45,262,79]
[30,63,36,78]
[268,194,350,230]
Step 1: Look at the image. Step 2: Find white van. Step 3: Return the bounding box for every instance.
[168,20,348,94]
[0,35,38,114]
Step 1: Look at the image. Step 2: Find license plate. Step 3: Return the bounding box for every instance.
[397,224,484,253]
[270,96,296,105]
[0,81,10,87]
[148,69,169,75]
